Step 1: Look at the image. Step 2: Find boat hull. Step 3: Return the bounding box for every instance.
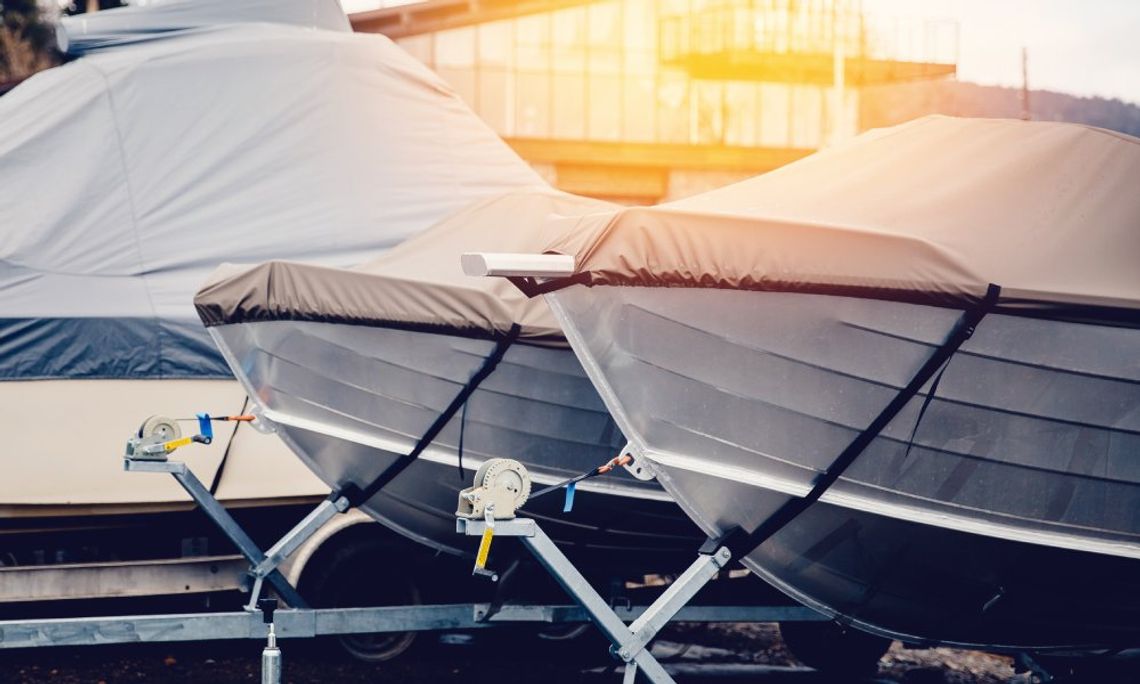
[547,284,1140,649]
[209,321,699,574]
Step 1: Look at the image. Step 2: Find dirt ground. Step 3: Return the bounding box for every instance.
[0,622,1023,684]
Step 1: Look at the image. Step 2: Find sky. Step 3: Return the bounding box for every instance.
[862,0,1140,103]
[340,0,1140,104]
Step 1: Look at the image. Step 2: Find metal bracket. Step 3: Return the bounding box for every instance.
[124,455,309,609]
[460,517,732,684]
[250,495,349,580]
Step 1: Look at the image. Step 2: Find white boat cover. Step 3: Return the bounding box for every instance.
[55,0,351,55]
[0,0,544,379]
[545,117,1140,324]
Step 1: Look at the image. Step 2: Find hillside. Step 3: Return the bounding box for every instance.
[861,80,1140,138]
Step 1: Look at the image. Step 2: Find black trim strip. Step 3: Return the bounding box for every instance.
[512,276,1140,330]
[341,324,522,507]
[717,283,1002,560]
[508,273,592,298]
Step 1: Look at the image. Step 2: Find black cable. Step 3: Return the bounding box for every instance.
[208,396,249,495]
[456,399,469,480]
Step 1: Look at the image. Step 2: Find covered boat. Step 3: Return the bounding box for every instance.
[194,188,701,573]
[0,0,539,519]
[515,116,1140,651]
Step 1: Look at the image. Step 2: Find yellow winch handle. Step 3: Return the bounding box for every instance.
[474,526,494,571]
[163,436,195,452]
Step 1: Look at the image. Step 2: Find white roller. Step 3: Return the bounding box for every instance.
[461,253,575,279]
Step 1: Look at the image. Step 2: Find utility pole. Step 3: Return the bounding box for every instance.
[1020,46,1030,121]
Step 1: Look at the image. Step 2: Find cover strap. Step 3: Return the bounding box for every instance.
[342,324,521,507]
[719,284,1002,559]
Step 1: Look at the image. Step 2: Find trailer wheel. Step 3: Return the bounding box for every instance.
[303,538,422,663]
[779,620,891,676]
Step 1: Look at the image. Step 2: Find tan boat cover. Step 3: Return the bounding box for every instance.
[195,190,615,341]
[545,117,1140,322]
[198,116,1140,338]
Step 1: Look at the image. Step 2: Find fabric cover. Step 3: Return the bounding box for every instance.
[195,190,615,342]
[544,117,1140,322]
[56,0,352,55]
[1,0,544,379]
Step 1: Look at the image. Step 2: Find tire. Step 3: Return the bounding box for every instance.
[303,538,423,663]
[779,620,892,677]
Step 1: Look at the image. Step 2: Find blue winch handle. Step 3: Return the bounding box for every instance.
[196,413,214,442]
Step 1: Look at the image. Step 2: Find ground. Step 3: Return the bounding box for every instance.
[0,622,1023,683]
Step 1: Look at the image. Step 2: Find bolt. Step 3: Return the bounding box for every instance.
[619,649,631,660]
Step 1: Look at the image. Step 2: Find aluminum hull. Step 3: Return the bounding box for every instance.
[209,321,698,573]
[547,285,1140,649]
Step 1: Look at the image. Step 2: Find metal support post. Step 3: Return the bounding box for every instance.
[458,518,733,684]
[259,598,282,684]
[622,546,731,662]
[252,494,349,581]
[125,460,308,608]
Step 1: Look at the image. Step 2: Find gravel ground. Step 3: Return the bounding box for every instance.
[0,623,1022,684]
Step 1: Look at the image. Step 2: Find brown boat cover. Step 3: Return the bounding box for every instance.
[195,190,614,341]
[198,117,1140,338]
[545,117,1140,321]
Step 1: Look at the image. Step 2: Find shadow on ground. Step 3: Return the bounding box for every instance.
[0,623,1017,684]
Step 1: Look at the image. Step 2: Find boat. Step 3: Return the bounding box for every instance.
[0,0,540,593]
[194,188,702,575]
[494,116,1140,652]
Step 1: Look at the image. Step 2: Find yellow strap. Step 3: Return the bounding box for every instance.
[163,436,194,452]
[474,527,494,570]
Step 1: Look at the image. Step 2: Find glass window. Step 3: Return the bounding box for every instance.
[515,14,550,71]
[587,74,622,141]
[478,21,512,67]
[622,0,654,52]
[434,27,475,68]
[589,46,622,75]
[657,74,690,144]
[552,73,586,139]
[724,82,756,146]
[587,3,620,47]
[693,81,724,145]
[479,68,512,135]
[790,85,822,148]
[622,76,656,143]
[552,7,586,72]
[515,71,551,138]
[757,83,790,148]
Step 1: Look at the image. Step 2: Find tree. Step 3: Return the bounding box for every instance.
[0,0,59,84]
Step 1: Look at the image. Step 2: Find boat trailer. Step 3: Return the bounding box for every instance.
[0,416,828,683]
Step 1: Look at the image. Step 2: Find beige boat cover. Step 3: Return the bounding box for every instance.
[545,117,1140,322]
[195,190,615,341]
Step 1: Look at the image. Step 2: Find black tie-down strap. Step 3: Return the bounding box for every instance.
[340,324,522,508]
[709,284,1002,560]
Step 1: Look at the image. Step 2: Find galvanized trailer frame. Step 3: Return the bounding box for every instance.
[0,450,826,684]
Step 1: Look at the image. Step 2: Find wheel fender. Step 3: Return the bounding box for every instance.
[277,508,376,588]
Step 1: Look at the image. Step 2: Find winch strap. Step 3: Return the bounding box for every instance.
[344,324,522,508]
[529,454,633,501]
[721,284,1001,559]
